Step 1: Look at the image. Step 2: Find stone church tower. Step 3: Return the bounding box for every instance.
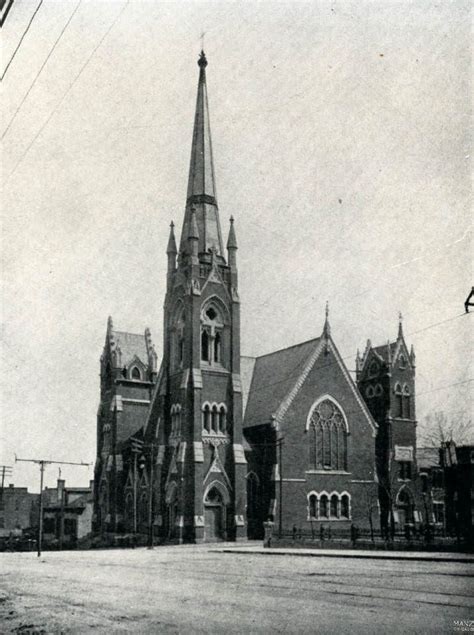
[146,51,247,542]
[356,316,420,533]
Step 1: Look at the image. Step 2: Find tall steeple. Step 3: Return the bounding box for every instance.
[179,51,224,259]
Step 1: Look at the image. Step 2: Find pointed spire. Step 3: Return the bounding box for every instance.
[355,348,362,373]
[227,216,238,250]
[323,301,331,338]
[398,311,404,338]
[179,51,224,258]
[167,221,177,254]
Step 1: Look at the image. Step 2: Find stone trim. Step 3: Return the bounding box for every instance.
[177,442,187,463]
[234,514,245,527]
[233,444,247,464]
[193,441,204,462]
[109,395,123,412]
[192,369,203,389]
[122,398,151,405]
[194,515,204,527]
[232,373,242,393]
[156,445,166,465]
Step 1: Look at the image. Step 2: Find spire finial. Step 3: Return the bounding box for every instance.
[227,215,238,250]
[398,311,404,338]
[198,49,208,69]
[167,221,177,255]
[323,301,331,338]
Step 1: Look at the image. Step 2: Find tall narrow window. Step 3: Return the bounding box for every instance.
[309,494,317,518]
[403,385,411,418]
[219,406,226,433]
[320,495,328,518]
[330,494,339,518]
[211,404,219,433]
[131,366,141,380]
[394,384,403,417]
[201,330,209,362]
[341,495,349,518]
[214,332,221,363]
[202,404,211,433]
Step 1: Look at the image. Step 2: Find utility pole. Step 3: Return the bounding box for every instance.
[131,438,144,536]
[15,456,90,557]
[0,465,13,520]
[277,437,284,539]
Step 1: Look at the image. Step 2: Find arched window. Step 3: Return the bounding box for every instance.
[320,494,328,518]
[219,405,226,433]
[399,354,407,369]
[366,385,374,398]
[330,494,339,518]
[369,361,379,377]
[131,366,141,380]
[211,404,219,433]
[201,329,209,362]
[394,383,403,417]
[308,398,347,471]
[201,302,225,367]
[202,404,211,433]
[309,494,317,519]
[214,332,221,363]
[403,385,411,418]
[341,494,350,518]
[375,384,383,396]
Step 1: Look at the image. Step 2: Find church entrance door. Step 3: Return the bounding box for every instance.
[204,487,225,541]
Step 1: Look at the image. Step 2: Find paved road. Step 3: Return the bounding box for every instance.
[1,544,473,633]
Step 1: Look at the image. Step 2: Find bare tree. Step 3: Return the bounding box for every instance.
[418,411,473,447]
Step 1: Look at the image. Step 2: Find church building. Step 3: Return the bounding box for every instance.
[94,52,421,542]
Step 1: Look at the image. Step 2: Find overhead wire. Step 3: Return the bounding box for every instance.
[5,0,129,185]
[2,0,82,141]
[1,0,43,80]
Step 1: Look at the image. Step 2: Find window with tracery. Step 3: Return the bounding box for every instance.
[307,492,351,520]
[170,404,182,437]
[201,304,224,366]
[308,399,347,471]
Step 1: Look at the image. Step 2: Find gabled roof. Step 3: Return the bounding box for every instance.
[243,338,320,428]
[372,342,396,364]
[113,331,149,368]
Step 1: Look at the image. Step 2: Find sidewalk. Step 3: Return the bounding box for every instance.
[210,543,474,564]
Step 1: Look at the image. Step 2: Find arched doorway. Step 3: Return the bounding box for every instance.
[204,485,226,541]
[396,487,415,526]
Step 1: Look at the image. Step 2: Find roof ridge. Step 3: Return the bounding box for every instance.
[254,336,320,361]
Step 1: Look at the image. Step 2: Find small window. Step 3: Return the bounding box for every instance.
[219,406,226,433]
[399,355,407,369]
[366,385,374,398]
[201,330,209,362]
[330,494,339,518]
[214,332,221,363]
[369,361,379,377]
[206,307,217,321]
[320,495,328,518]
[375,384,383,396]
[309,494,317,518]
[341,495,349,518]
[211,405,219,433]
[399,461,412,480]
[433,502,444,524]
[202,404,211,433]
[131,367,141,380]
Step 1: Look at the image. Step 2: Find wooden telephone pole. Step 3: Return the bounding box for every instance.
[15,456,90,557]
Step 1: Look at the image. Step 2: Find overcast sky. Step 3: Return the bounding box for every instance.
[2,0,472,491]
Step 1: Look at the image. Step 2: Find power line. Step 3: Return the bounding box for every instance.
[5,0,129,185]
[1,0,43,80]
[2,0,82,141]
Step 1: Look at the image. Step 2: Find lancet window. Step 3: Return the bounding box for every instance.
[308,398,347,471]
[200,304,224,366]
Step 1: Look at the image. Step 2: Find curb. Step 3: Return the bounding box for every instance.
[212,548,474,564]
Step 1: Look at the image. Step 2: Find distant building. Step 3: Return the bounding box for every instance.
[0,484,38,536]
[43,479,94,546]
[417,447,445,529]
[441,443,473,543]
